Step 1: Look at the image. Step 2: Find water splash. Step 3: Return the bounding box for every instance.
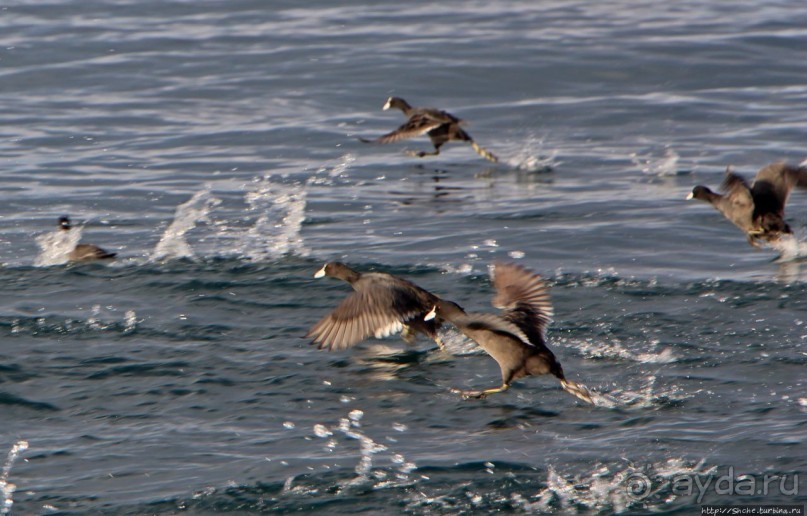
[123,310,138,333]
[307,153,357,185]
[34,226,81,266]
[152,189,221,261]
[1,440,28,515]
[504,134,557,172]
[239,177,309,260]
[769,234,807,262]
[565,336,677,364]
[10,306,140,336]
[520,458,715,513]
[600,375,690,409]
[631,147,683,176]
[303,410,417,491]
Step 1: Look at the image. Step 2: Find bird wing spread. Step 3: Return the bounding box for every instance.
[307,285,425,351]
[374,114,446,143]
[718,172,756,230]
[490,262,553,342]
[460,312,534,348]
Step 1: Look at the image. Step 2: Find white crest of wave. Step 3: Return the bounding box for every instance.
[152,189,221,261]
[34,225,82,266]
[239,177,309,260]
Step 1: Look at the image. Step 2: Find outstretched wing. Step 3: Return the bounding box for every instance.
[307,282,429,351]
[372,114,446,144]
[461,312,533,347]
[490,262,553,344]
[717,170,756,231]
[752,161,807,216]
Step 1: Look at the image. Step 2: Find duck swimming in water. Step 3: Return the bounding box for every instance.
[360,97,499,163]
[687,161,807,247]
[307,262,446,351]
[58,216,117,262]
[425,262,593,403]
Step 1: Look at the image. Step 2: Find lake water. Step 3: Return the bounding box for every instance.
[1,1,805,513]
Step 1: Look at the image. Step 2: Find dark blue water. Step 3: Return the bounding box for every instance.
[1,1,806,513]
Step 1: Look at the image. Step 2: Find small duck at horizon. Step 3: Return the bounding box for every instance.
[686,160,807,247]
[360,96,499,163]
[58,216,117,262]
[425,262,593,403]
[307,261,446,351]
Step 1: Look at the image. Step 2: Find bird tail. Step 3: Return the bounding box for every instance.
[471,141,499,163]
[560,379,594,404]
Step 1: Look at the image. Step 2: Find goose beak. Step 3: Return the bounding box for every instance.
[424,305,438,321]
[685,192,694,200]
[382,97,393,110]
[314,265,326,278]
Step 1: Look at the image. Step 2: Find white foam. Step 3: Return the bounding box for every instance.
[34,226,82,266]
[152,189,221,261]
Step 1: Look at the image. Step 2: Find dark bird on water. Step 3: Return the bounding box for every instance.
[58,216,117,262]
[360,96,499,163]
[307,262,445,351]
[425,262,593,403]
[686,161,807,247]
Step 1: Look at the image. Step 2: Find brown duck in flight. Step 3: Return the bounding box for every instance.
[425,262,593,403]
[687,161,807,247]
[307,262,445,351]
[360,97,499,163]
[59,216,117,262]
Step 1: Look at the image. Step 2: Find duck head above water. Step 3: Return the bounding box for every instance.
[58,216,72,231]
[686,185,718,201]
[314,261,361,283]
[382,96,412,113]
[424,299,466,321]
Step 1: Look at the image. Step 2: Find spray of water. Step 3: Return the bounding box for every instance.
[34,226,82,266]
[152,189,221,261]
[240,177,309,260]
[1,440,29,515]
[519,458,715,513]
[282,410,417,494]
[769,233,807,262]
[631,147,682,176]
[504,134,558,172]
